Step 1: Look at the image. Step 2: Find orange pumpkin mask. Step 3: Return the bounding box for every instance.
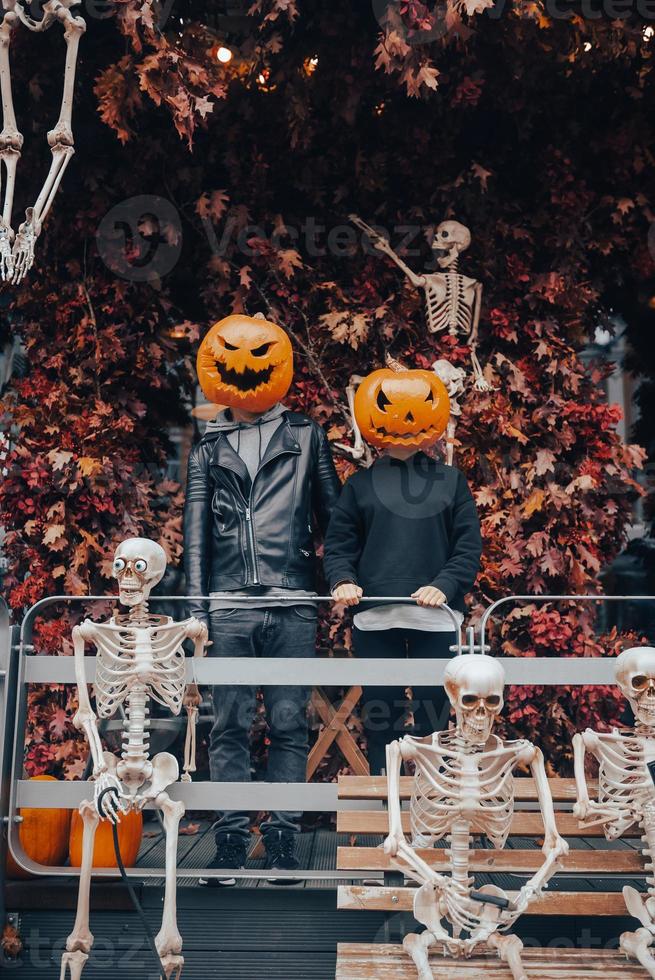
[197,313,294,412]
[354,368,450,450]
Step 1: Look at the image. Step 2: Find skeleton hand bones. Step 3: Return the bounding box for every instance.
[93,771,128,823]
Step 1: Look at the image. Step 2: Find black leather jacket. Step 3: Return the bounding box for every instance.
[183,411,341,621]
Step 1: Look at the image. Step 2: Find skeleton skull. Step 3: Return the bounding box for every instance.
[112,538,167,608]
[444,654,505,745]
[432,220,471,269]
[615,646,655,728]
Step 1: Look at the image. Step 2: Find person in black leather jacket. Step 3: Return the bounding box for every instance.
[184,323,340,883]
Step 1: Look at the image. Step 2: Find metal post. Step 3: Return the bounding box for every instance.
[479,594,655,654]
[0,603,15,934]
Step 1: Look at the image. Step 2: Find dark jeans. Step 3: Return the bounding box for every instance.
[208,605,317,843]
[353,627,455,775]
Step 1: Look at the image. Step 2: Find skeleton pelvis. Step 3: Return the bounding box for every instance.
[115,752,179,804]
[117,757,153,790]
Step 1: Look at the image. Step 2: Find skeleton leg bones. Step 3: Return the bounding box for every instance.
[61,799,99,980]
[620,927,655,978]
[154,791,186,979]
[488,932,528,980]
[620,886,655,976]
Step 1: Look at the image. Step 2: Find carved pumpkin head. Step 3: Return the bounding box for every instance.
[197,313,294,412]
[354,368,450,450]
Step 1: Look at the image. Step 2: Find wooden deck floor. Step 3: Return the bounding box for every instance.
[3,823,649,978]
[133,817,649,893]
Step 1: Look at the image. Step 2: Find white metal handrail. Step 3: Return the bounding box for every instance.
[5,590,655,880]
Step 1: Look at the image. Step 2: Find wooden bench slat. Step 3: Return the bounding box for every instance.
[336,845,645,874]
[337,885,631,916]
[336,809,639,837]
[337,775,586,803]
[336,943,647,978]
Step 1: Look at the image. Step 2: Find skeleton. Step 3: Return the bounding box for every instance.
[573,646,655,977]
[0,0,85,283]
[62,538,208,980]
[337,354,463,467]
[385,654,568,980]
[350,214,492,392]
[431,358,466,466]
[334,371,372,465]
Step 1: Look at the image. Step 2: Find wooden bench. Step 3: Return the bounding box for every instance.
[335,775,649,978]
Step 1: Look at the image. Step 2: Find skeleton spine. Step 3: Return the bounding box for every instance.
[641,803,655,897]
[448,817,472,889]
[121,685,150,768]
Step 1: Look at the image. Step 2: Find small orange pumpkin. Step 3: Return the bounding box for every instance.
[197,313,294,412]
[6,775,71,878]
[354,367,450,450]
[69,807,143,869]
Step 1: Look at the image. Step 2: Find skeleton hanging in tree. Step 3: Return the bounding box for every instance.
[573,646,655,977]
[336,353,456,466]
[62,538,207,980]
[0,0,85,284]
[431,358,467,466]
[385,654,567,980]
[350,214,492,392]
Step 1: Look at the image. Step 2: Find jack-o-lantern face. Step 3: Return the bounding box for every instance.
[197,314,294,412]
[354,368,450,450]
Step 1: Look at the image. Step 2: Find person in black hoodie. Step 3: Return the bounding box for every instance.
[323,368,482,774]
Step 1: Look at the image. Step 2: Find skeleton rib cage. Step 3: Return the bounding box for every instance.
[596,734,655,839]
[90,617,189,719]
[409,733,520,853]
[424,274,474,337]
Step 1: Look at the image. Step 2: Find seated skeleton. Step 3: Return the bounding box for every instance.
[574,646,655,978]
[384,654,568,980]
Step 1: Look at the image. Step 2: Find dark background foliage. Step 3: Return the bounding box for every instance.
[0,0,653,776]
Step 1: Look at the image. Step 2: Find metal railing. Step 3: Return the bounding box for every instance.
[2,591,654,882]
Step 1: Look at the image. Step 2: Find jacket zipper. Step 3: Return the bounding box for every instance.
[218,432,301,588]
[244,504,260,585]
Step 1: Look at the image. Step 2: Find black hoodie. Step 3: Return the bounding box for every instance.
[323,453,482,612]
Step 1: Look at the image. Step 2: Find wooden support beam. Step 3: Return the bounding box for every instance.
[337,885,631,916]
[336,845,645,874]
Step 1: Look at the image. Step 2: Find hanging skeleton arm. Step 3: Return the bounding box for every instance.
[180,618,207,781]
[350,213,426,289]
[71,619,126,821]
[0,0,85,284]
[0,7,21,278]
[511,742,568,915]
[334,372,374,466]
[572,729,636,830]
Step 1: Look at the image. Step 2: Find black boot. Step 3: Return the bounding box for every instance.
[199,832,247,887]
[263,831,301,885]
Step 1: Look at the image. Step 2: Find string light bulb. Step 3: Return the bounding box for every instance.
[216,45,233,64]
[303,55,319,75]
